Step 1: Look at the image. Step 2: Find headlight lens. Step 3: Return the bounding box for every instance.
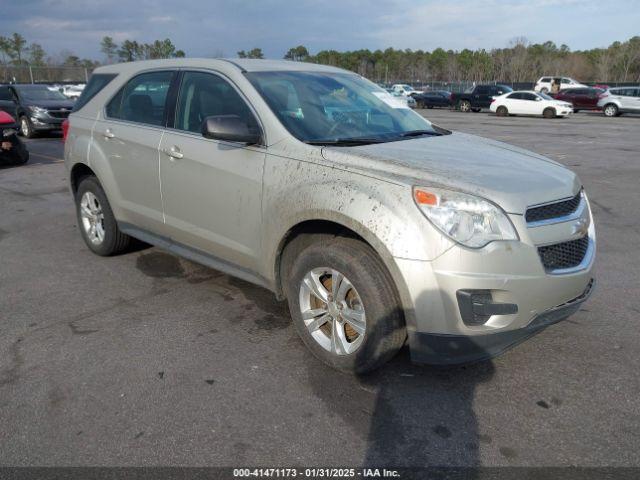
[27,106,47,115]
[413,186,518,248]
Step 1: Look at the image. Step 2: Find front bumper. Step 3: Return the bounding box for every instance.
[28,113,67,130]
[394,202,595,365]
[409,279,594,364]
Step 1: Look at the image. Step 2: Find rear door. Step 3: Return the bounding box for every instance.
[92,70,175,234]
[159,70,265,271]
[473,86,490,107]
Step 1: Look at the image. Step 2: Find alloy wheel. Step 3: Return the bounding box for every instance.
[80,191,106,245]
[299,267,366,355]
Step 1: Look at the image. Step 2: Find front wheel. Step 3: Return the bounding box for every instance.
[285,237,406,374]
[543,107,556,119]
[19,116,35,139]
[75,176,131,256]
[459,100,472,112]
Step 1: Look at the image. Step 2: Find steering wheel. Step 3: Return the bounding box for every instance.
[326,113,355,138]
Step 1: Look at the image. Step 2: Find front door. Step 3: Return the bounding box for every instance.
[159,70,265,271]
[0,86,18,118]
[92,70,174,233]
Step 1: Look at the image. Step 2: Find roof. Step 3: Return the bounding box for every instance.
[94,58,348,75]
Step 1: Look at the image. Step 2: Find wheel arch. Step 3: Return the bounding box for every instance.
[69,162,98,195]
[272,216,416,331]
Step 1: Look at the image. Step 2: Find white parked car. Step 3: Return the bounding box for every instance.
[60,84,85,99]
[391,84,423,96]
[490,91,573,118]
[534,77,587,93]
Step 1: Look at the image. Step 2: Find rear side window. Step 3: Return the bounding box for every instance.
[73,74,117,112]
[106,71,174,127]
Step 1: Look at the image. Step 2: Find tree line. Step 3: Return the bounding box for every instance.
[288,37,640,84]
[2,30,639,84]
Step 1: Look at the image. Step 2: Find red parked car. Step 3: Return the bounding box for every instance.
[552,88,606,112]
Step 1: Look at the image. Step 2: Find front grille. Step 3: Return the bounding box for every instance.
[48,110,70,119]
[538,236,589,271]
[526,191,581,223]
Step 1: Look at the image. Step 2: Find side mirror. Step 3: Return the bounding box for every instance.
[201,115,262,145]
[536,97,542,101]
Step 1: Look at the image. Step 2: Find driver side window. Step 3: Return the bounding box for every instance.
[174,71,258,134]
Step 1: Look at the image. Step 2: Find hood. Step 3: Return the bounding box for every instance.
[24,99,75,110]
[321,132,581,214]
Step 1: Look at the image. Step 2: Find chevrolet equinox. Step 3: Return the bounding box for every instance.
[64,59,595,373]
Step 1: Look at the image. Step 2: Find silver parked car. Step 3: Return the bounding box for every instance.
[598,86,640,116]
[64,59,595,373]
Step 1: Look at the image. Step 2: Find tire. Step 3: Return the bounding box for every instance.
[284,236,406,374]
[459,100,472,112]
[603,103,618,117]
[543,107,556,119]
[541,87,549,94]
[2,137,29,165]
[75,176,131,256]
[19,116,35,139]
[471,108,481,113]
[496,106,508,117]
[427,105,433,109]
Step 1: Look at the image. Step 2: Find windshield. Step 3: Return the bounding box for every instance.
[16,86,68,101]
[246,71,441,144]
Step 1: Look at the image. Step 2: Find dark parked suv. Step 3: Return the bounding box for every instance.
[0,84,75,138]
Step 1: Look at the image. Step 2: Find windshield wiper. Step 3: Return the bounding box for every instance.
[305,137,389,146]
[396,130,441,138]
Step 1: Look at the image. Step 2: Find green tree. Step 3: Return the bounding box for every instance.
[100,36,118,63]
[238,48,263,59]
[27,43,46,67]
[284,45,309,62]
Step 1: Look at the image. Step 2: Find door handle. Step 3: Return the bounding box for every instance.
[104,128,115,139]
[163,146,184,159]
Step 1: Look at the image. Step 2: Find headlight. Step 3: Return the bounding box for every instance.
[27,106,47,115]
[413,186,518,248]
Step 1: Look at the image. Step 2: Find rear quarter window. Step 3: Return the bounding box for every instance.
[73,74,118,112]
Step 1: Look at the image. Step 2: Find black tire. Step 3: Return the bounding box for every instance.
[19,116,36,139]
[543,107,556,119]
[541,87,549,94]
[284,236,406,374]
[459,100,472,112]
[603,103,619,117]
[75,176,131,256]
[496,106,508,117]
[471,107,481,113]
[427,105,433,109]
[1,137,29,165]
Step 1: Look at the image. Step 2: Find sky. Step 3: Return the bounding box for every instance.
[2,0,639,61]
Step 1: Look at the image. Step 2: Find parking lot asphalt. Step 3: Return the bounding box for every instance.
[1,110,639,467]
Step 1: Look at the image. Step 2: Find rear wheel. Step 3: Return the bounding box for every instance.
[603,103,619,117]
[541,87,549,94]
[543,107,556,119]
[75,176,131,256]
[496,106,508,117]
[459,100,472,112]
[284,237,406,374]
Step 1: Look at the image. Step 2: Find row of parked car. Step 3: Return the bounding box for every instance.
[390,81,640,118]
